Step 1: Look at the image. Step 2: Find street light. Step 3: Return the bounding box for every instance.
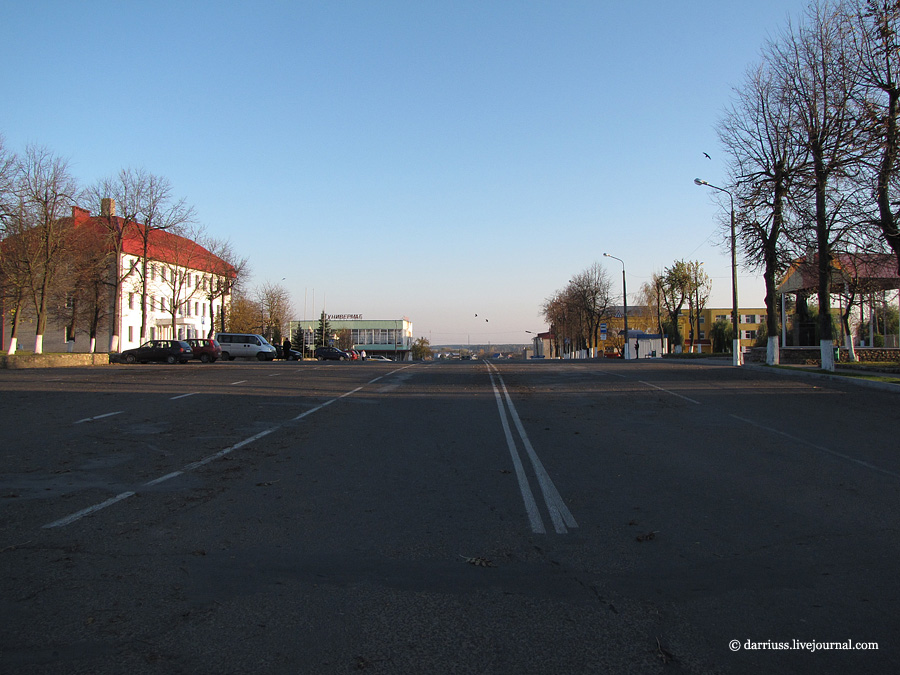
[603,253,629,360]
[694,178,742,366]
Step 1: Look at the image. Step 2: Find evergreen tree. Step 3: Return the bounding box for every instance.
[315,311,331,348]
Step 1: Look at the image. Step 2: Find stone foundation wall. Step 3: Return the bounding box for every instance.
[747,346,900,364]
[0,353,111,369]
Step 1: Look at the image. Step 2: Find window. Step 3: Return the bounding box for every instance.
[128,293,134,310]
[161,267,167,282]
[150,296,155,311]
[715,315,727,322]
[128,326,133,342]
[151,264,156,281]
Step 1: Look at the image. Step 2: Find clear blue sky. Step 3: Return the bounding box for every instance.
[1,1,809,343]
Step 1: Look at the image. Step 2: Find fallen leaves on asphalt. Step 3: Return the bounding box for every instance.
[460,555,496,568]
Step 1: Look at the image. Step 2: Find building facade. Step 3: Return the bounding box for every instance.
[289,316,413,360]
[682,308,768,354]
[2,200,235,354]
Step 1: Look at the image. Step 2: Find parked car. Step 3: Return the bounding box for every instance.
[215,333,277,361]
[367,355,393,362]
[121,340,193,364]
[274,345,303,361]
[315,346,350,361]
[186,338,222,363]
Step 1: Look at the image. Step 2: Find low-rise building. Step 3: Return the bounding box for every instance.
[289,316,413,360]
[1,199,236,354]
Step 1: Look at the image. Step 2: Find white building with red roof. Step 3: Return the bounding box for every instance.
[2,199,236,354]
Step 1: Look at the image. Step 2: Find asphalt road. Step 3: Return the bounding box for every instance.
[0,358,897,674]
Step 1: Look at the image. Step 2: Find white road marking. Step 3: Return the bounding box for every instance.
[74,411,123,425]
[731,414,900,480]
[640,380,701,405]
[293,399,335,420]
[490,373,545,534]
[170,393,198,400]
[42,368,420,529]
[230,380,247,385]
[488,363,577,534]
[43,491,136,529]
[144,471,183,486]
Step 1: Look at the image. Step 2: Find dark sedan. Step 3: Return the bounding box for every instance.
[121,340,193,364]
[314,346,350,361]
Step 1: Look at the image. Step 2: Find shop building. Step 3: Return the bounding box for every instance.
[289,316,413,360]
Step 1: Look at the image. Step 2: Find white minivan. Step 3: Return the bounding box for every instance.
[215,333,277,361]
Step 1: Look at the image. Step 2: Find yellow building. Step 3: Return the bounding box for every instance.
[677,308,767,354]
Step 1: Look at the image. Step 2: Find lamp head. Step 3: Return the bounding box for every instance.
[694,178,708,186]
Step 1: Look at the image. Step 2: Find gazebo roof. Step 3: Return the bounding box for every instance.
[777,253,900,294]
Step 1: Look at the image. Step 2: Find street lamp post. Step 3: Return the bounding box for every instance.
[603,253,629,360]
[694,178,742,366]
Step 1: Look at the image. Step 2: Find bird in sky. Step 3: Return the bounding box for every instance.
[703,152,711,160]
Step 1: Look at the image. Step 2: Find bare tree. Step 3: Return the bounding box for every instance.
[0,135,18,352]
[1,201,33,354]
[660,261,693,352]
[685,261,712,352]
[568,262,614,356]
[637,272,667,339]
[0,135,16,228]
[848,0,900,274]
[542,288,580,358]
[541,263,615,358]
[54,223,111,353]
[255,280,294,343]
[149,223,212,341]
[199,235,247,336]
[719,60,808,364]
[15,145,81,353]
[130,170,195,341]
[85,169,150,352]
[768,1,869,369]
[226,289,263,334]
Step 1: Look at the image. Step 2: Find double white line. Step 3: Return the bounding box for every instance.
[486,363,577,535]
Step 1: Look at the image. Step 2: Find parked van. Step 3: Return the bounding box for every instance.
[214,333,277,361]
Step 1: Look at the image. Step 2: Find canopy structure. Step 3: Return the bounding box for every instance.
[776,253,900,350]
[777,253,900,295]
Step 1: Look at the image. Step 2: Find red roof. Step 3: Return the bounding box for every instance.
[778,253,900,293]
[69,206,236,278]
